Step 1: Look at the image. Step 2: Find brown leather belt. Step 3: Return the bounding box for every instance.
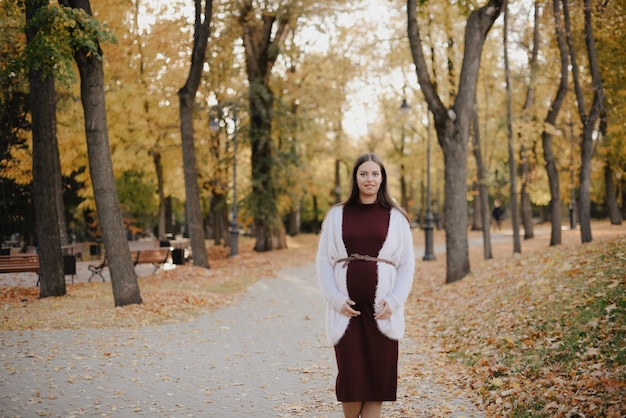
[337,253,395,268]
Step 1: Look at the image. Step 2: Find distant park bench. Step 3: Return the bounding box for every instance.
[88,248,171,282]
[0,253,80,286]
[0,254,40,274]
[63,243,84,260]
[0,254,40,285]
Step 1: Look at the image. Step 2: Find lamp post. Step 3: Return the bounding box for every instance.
[398,100,410,211]
[422,112,436,261]
[400,99,435,261]
[617,171,623,214]
[210,105,239,257]
[569,116,576,230]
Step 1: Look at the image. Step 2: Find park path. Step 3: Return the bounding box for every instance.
[1,250,487,417]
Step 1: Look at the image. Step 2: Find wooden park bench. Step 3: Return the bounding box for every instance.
[1,253,80,286]
[131,248,171,273]
[88,248,171,282]
[0,254,40,285]
[0,254,40,274]
[88,255,107,282]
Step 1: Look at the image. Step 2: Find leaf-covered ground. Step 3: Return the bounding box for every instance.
[405,223,626,417]
[1,222,625,416]
[0,235,317,330]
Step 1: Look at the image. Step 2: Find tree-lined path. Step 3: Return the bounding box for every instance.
[3,222,626,416]
[1,239,484,417]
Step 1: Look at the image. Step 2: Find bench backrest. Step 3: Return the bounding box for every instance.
[0,254,40,265]
[131,249,170,265]
[0,254,40,273]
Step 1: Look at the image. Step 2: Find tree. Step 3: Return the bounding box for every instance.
[541,0,569,246]
[236,1,293,252]
[202,4,248,247]
[178,0,213,268]
[471,110,492,259]
[407,0,504,283]
[285,46,357,227]
[60,0,142,306]
[25,0,66,297]
[2,2,86,250]
[563,0,604,243]
[594,1,626,224]
[503,0,521,254]
[604,162,622,225]
[518,0,540,241]
[269,46,354,238]
[93,0,188,242]
[0,3,34,245]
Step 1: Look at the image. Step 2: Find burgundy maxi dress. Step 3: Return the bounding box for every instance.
[334,200,398,402]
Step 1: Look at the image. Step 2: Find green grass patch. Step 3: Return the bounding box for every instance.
[438,235,626,416]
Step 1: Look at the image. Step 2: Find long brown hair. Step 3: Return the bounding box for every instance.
[342,153,410,222]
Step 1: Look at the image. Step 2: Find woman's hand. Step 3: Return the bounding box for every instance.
[340,299,361,318]
[374,300,392,320]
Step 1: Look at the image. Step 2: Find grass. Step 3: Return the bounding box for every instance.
[424,229,626,417]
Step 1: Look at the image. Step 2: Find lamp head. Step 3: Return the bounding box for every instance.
[209,117,220,133]
[399,99,410,115]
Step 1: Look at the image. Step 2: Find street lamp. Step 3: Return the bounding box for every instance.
[422,111,436,261]
[617,171,623,214]
[569,115,577,230]
[400,98,410,115]
[400,99,435,261]
[210,105,239,257]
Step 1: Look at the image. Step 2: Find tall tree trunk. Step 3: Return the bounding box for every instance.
[54,145,68,247]
[407,0,503,283]
[503,1,521,253]
[471,111,492,259]
[563,0,604,243]
[518,0,541,241]
[25,0,66,298]
[238,5,290,252]
[62,0,142,306]
[151,148,167,240]
[177,0,213,267]
[210,194,227,246]
[542,0,569,246]
[519,144,534,239]
[288,200,301,237]
[622,183,626,220]
[312,194,321,234]
[471,181,481,230]
[208,127,228,247]
[248,79,286,251]
[605,164,622,225]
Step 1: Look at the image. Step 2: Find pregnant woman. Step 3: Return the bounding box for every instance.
[317,153,415,418]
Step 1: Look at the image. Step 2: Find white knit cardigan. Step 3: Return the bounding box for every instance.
[316,205,415,345]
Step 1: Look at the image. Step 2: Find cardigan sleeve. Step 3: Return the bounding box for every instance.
[316,207,349,311]
[383,212,415,313]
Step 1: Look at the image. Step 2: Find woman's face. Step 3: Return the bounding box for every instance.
[356,160,382,203]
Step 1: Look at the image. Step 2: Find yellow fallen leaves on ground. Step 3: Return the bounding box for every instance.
[405,224,626,417]
[0,234,318,330]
